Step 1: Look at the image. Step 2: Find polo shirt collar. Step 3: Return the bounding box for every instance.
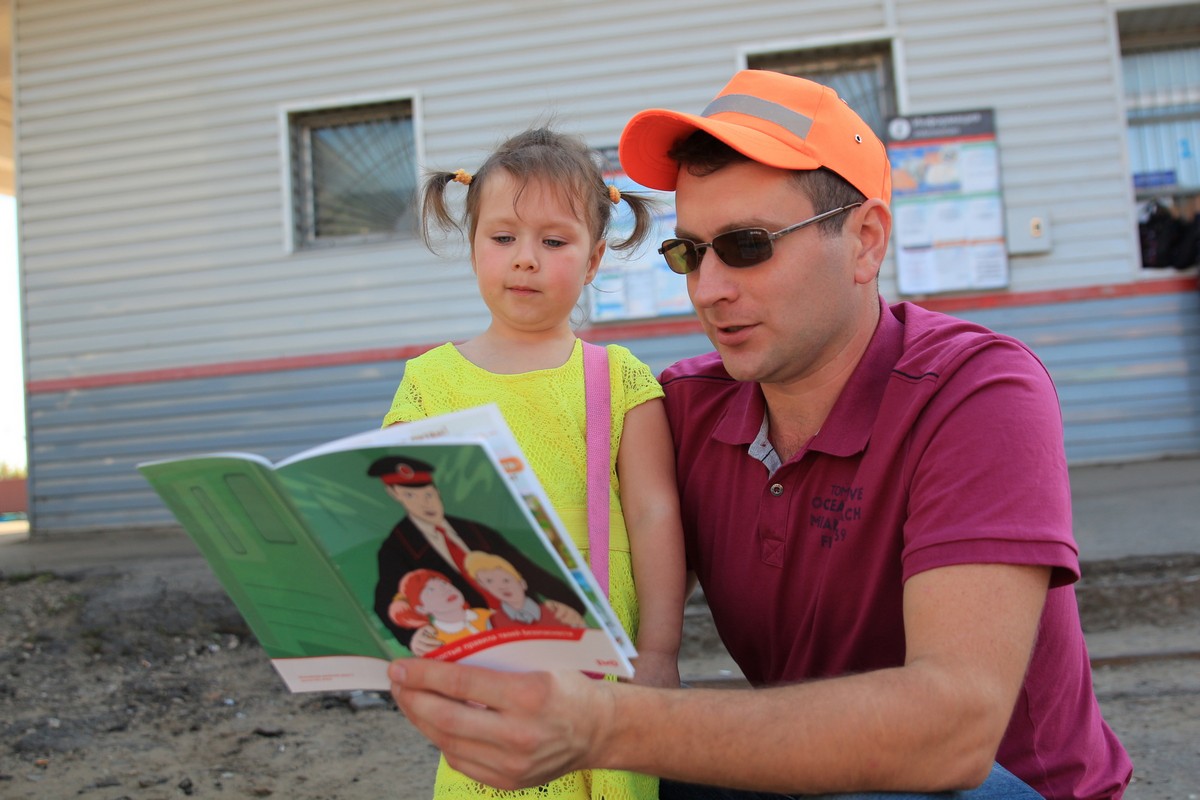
[710,296,903,458]
[712,379,767,446]
[815,297,902,457]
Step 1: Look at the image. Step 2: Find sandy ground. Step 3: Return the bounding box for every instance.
[1,554,1198,800]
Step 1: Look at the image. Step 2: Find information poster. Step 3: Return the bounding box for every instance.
[589,146,693,322]
[886,110,1009,295]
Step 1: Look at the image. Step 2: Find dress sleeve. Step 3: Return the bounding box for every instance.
[381,361,428,427]
[607,344,664,416]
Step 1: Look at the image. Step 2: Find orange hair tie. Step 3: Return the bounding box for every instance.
[607,185,621,204]
[453,169,473,186]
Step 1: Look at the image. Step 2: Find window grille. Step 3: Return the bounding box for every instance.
[289,99,418,249]
[1121,42,1200,200]
[748,42,896,138]
[1118,5,1200,269]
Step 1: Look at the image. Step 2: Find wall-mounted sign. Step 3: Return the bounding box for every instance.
[886,110,1009,296]
[589,147,693,323]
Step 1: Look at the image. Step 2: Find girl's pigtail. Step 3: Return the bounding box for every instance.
[419,170,468,253]
[387,595,430,630]
[609,189,659,253]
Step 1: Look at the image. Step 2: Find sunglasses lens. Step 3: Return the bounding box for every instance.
[659,240,696,274]
[713,229,773,267]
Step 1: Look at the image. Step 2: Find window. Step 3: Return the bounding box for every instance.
[288,99,418,250]
[1119,5,1200,268]
[748,42,897,138]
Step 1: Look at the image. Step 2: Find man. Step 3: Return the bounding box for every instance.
[388,71,1132,799]
[368,454,585,654]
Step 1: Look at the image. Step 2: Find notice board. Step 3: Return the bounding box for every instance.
[588,146,693,323]
[886,110,1009,295]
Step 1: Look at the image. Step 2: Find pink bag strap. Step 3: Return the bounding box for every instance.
[581,341,610,597]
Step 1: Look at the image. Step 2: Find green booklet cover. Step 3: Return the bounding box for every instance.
[138,405,634,692]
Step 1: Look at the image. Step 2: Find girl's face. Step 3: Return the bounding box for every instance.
[416,578,465,619]
[470,170,605,340]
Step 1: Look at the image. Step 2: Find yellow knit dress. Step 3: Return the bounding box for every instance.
[383,339,662,800]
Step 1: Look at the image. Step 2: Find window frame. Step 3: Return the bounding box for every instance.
[278,91,424,253]
[1120,36,1200,201]
[1116,4,1200,269]
[742,36,901,140]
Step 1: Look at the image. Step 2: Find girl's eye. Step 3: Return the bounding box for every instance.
[492,235,515,245]
[544,238,567,249]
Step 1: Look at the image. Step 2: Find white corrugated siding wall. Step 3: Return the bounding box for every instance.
[895,0,1140,291]
[17,0,1151,382]
[14,0,1196,532]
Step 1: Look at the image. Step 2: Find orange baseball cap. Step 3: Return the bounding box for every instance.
[619,69,891,203]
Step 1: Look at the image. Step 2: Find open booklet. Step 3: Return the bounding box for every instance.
[137,404,635,693]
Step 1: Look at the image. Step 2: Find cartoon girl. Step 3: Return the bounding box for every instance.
[388,568,493,647]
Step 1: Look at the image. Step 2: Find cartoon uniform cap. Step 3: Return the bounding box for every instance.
[367,455,435,486]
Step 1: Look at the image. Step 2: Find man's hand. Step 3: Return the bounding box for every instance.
[389,659,613,790]
[543,599,586,628]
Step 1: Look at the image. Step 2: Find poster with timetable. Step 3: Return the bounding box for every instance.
[886,110,1010,296]
[589,146,693,322]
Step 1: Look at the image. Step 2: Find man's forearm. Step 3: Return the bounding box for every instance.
[599,564,1049,793]
[391,656,998,794]
[599,665,999,794]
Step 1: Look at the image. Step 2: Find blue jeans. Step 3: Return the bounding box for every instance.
[659,763,1042,799]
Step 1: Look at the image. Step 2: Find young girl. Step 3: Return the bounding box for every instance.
[383,126,685,800]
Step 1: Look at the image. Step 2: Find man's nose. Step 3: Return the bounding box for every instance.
[687,249,737,306]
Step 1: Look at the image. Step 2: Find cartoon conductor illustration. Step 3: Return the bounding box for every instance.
[367,454,586,655]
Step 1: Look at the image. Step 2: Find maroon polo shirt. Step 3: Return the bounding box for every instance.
[660,299,1131,800]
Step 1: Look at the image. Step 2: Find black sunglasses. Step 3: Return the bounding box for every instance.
[658,202,863,275]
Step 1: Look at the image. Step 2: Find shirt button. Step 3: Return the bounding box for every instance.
[770,483,784,496]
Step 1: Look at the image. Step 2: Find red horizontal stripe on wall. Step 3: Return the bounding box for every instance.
[25,344,440,394]
[910,275,1197,313]
[26,276,1198,394]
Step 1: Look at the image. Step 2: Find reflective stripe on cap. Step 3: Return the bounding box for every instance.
[702,94,814,140]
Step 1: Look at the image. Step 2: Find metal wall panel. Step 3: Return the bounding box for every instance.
[955,291,1200,462]
[13,0,1151,381]
[26,360,406,531]
[14,0,1199,534]
[894,0,1138,293]
[15,0,898,383]
[26,290,1200,534]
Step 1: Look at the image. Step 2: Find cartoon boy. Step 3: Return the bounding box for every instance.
[464,551,582,629]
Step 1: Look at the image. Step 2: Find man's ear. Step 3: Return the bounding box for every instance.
[852,199,892,285]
